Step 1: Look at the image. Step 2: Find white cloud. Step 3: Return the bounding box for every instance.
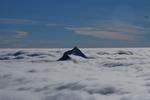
[0,18,32,24]
[47,23,77,27]
[100,22,146,33]
[14,31,28,39]
[0,30,28,47]
[65,27,134,41]
[65,22,149,41]
[0,36,21,48]
[47,24,60,26]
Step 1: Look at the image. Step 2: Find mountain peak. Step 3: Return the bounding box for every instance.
[73,46,78,50]
[58,46,87,61]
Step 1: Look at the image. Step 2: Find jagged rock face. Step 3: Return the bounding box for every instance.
[58,46,87,61]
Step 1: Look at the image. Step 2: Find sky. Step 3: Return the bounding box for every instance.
[0,0,150,48]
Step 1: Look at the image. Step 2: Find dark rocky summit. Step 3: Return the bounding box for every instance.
[58,46,87,61]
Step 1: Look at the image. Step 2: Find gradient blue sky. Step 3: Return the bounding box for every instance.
[0,0,150,48]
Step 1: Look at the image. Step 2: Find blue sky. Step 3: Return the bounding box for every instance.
[0,0,150,48]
